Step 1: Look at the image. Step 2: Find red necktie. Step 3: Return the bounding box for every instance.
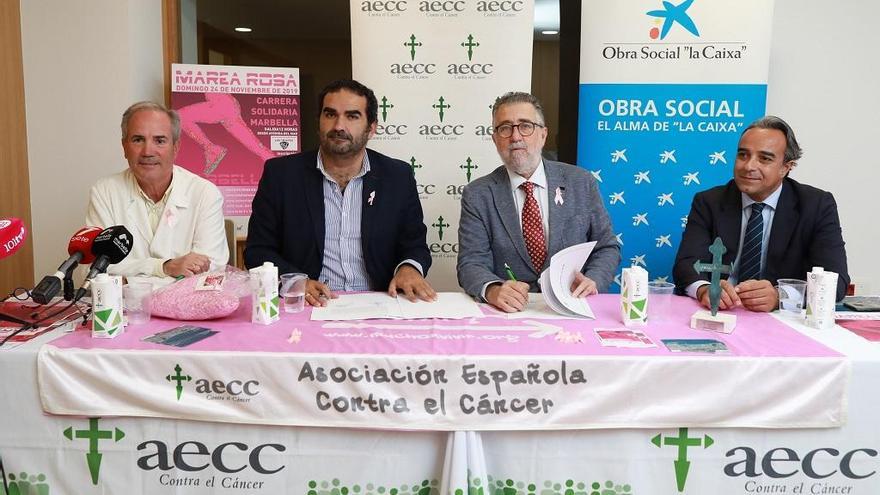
[519,181,546,272]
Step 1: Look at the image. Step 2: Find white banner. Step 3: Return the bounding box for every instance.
[350,0,535,290]
[38,347,848,430]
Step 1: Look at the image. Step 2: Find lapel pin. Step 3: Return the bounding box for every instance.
[554,186,564,205]
[367,190,376,206]
[164,208,178,227]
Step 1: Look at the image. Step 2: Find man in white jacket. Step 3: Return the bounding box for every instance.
[86,101,228,281]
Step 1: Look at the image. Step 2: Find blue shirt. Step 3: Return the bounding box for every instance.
[316,152,424,291]
[729,183,783,284]
[317,152,372,291]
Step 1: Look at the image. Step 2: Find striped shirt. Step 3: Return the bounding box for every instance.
[730,184,782,284]
[317,152,372,291]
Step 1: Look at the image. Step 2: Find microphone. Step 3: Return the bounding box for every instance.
[32,227,103,304]
[74,225,134,301]
[0,218,27,260]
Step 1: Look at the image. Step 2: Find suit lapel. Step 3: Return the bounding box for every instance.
[151,171,189,256]
[720,183,743,265]
[361,169,380,253]
[303,163,326,254]
[489,168,533,273]
[545,162,566,261]
[766,182,798,273]
[125,192,152,250]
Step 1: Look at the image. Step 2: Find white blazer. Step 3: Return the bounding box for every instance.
[86,165,229,282]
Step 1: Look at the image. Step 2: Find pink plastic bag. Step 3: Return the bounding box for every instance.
[151,267,250,320]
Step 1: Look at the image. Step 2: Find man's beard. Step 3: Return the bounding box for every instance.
[321,129,370,157]
[504,143,539,177]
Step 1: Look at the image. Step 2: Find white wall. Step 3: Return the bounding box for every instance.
[769,1,880,294]
[20,0,163,281]
[17,1,880,292]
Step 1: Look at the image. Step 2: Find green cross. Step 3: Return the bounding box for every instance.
[379,96,394,122]
[432,96,451,122]
[432,216,450,241]
[63,418,125,485]
[692,237,731,316]
[166,363,192,401]
[461,34,480,61]
[404,34,422,61]
[460,157,478,182]
[409,156,422,174]
[652,427,713,492]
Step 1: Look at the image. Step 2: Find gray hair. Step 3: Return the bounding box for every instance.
[492,92,546,126]
[743,115,803,163]
[121,101,181,143]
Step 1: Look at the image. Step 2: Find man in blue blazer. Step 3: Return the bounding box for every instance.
[457,92,621,312]
[673,116,849,311]
[245,80,435,305]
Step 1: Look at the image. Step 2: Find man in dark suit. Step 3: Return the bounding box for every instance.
[245,79,435,305]
[673,116,849,312]
[457,92,620,312]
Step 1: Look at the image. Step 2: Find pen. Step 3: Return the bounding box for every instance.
[504,263,517,282]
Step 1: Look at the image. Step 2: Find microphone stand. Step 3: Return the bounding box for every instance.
[63,264,77,301]
[0,312,30,326]
[0,453,9,494]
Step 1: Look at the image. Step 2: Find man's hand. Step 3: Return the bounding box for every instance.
[388,264,437,302]
[163,252,210,277]
[736,279,778,312]
[485,280,530,313]
[570,272,598,298]
[304,279,336,307]
[696,280,741,310]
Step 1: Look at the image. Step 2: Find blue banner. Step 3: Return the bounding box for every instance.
[577,83,767,288]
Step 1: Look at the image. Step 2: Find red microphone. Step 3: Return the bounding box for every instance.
[0,218,27,260]
[31,226,102,304]
[68,226,102,264]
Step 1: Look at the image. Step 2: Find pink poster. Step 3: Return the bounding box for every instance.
[171,64,300,216]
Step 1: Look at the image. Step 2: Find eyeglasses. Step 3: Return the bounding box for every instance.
[494,121,545,138]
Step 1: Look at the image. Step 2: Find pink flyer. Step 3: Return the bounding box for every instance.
[171,64,300,216]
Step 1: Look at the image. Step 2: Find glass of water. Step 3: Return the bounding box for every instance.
[280,273,308,313]
[123,282,153,325]
[777,278,807,315]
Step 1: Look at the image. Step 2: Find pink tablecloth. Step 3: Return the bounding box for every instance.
[49,294,839,358]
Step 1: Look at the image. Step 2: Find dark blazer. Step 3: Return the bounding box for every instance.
[457,161,621,297]
[673,178,849,300]
[244,148,431,290]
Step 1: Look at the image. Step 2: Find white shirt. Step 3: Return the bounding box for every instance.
[86,166,229,284]
[506,160,550,245]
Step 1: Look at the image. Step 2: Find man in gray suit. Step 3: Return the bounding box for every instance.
[457,92,620,312]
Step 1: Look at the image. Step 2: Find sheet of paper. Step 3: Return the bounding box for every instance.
[310,292,484,321]
[834,312,880,321]
[310,293,399,321]
[501,293,574,319]
[396,292,483,319]
[539,241,596,319]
